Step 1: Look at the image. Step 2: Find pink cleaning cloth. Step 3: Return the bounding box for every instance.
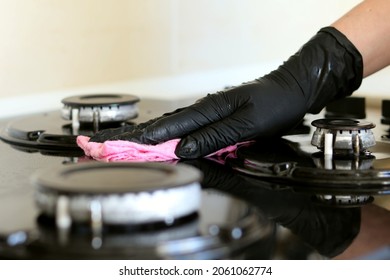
[76,135,245,162]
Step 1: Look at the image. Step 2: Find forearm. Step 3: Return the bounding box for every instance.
[331,0,390,77]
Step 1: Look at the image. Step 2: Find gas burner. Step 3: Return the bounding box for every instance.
[311,119,376,156]
[33,162,202,229]
[0,189,274,259]
[61,94,139,132]
[1,159,274,259]
[0,93,141,152]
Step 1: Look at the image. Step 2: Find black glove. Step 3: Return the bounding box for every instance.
[90,27,363,159]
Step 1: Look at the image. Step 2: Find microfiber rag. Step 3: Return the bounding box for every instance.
[76,135,244,162]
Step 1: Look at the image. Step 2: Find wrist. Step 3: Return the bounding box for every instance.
[280,26,363,114]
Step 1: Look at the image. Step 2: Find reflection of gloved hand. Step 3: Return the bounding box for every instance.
[90,27,363,159]
[183,158,360,258]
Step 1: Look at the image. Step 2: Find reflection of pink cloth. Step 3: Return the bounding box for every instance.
[76,136,243,162]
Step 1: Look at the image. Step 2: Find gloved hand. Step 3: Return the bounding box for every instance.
[90,27,363,159]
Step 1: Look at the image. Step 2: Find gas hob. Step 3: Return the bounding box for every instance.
[0,94,390,260]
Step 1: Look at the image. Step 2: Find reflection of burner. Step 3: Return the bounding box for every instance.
[61,94,139,132]
[311,119,376,156]
[311,151,375,170]
[313,194,374,208]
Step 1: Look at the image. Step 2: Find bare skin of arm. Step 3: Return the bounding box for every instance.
[331,0,390,77]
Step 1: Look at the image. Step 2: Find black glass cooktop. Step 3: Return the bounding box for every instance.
[1,96,390,260]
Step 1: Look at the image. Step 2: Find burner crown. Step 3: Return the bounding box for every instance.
[311,119,376,155]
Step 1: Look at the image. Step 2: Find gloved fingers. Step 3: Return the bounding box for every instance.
[135,107,186,130]
[102,128,146,143]
[138,93,236,144]
[88,107,186,142]
[175,110,255,158]
[89,124,137,142]
[174,95,303,159]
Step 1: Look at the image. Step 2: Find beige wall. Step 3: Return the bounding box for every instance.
[0,0,361,99]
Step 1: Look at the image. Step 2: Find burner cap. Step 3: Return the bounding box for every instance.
[61,94,140,127]
[32,162,202,227]
[61,93,139,107]
[311,119,375,130]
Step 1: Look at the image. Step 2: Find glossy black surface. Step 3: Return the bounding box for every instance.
[1,98,390,260]
[0,133,275,259]
[229,138,390,194]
